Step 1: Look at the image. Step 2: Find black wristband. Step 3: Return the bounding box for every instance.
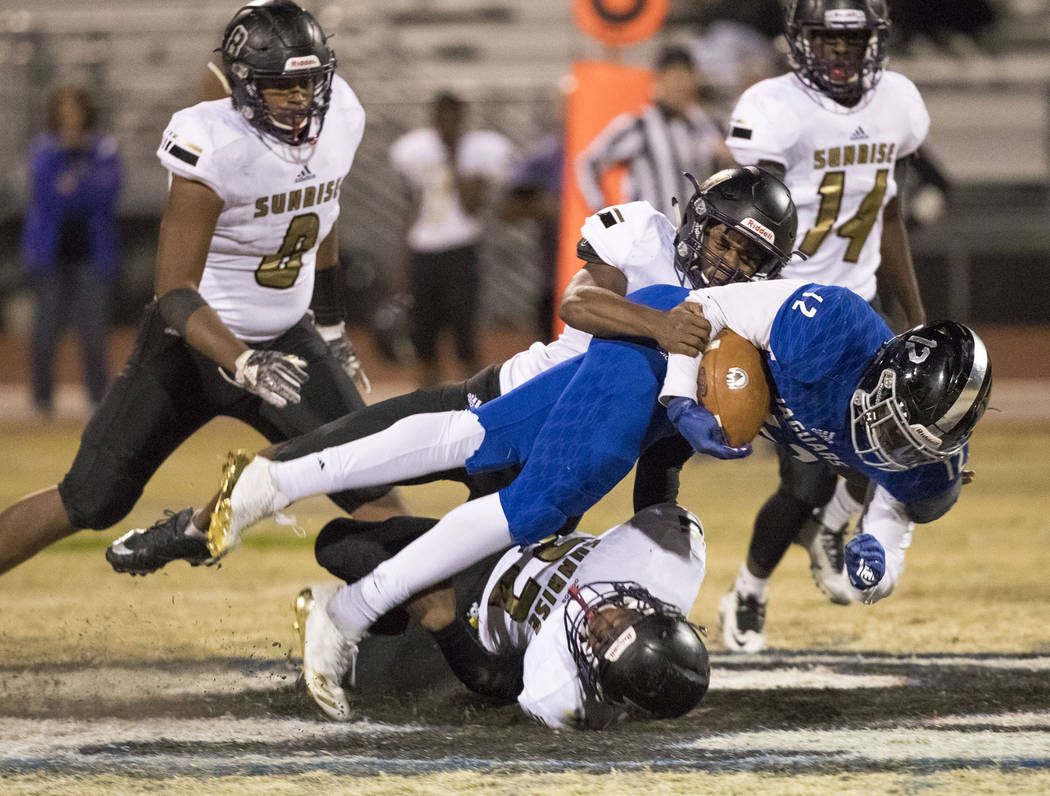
[157,287,208,335]
[311,263,346,327]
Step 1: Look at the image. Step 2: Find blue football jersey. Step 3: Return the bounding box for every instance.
[760,283,962,504]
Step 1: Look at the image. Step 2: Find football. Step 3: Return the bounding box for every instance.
[697,329,771,447]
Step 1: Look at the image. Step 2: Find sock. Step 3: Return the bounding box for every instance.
[185,509,207,540]
[819,478,863,531]
[270,410,485,502]
[735,562,770,602]
[327,493,512,639]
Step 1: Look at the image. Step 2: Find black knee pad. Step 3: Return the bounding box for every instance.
[58,448,144,530]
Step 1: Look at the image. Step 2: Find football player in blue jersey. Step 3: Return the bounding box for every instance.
[107,167,790,578]
[196,273,989,717]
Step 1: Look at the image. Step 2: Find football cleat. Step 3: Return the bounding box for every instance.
[106,508,210,575]
[207,451,290,560]
[796,516,854,605]
[294,583,359,722]
[718,590,767,653]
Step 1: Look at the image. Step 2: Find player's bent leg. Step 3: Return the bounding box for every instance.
[293,582,358,721]
[0,486,78,575]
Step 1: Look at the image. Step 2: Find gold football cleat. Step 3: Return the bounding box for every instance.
[293,586,315,652]
[207,449,255,559]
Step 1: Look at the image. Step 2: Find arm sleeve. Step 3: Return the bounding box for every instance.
[891,73,931,158]
[157,108,225,200]
[725,84,799,167]
[848,485,914,604]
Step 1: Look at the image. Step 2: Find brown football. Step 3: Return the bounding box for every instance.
[696,329,770,447]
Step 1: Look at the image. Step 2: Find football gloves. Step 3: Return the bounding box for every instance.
[844,533,886,590]
[318,321,371,394]
[667,397,752,460]
[229,349,309,408]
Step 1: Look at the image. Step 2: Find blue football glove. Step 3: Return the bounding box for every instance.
[844,533,886,590]
[666,397,752,460]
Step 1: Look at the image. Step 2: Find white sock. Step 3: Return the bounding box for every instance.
[327,492,513,639]
[820,478,863,531]
[735,563,770,602]
[270,410,486,502]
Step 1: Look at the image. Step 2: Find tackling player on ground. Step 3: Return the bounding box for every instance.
[298,503,710,728]
[720,0,935,651]
[187,274,989,719]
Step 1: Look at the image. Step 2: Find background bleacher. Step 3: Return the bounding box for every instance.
[0,0,1047,336]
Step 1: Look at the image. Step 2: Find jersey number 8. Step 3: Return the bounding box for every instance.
[256,213,320,289]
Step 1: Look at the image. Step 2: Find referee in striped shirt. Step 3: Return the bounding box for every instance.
[576,46,732,220]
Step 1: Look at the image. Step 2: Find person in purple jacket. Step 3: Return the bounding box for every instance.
[20,85,123,416]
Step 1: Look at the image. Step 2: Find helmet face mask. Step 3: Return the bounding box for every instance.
[850,322,993,472]
[564,581,710,719]
[786,0,889,105]
[222,0,336,146]
[674,168,798,289]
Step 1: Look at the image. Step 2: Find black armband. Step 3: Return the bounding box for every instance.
[157,287,208,335]
[430,618,523,704]
[576,237,608,265]
[310,263,346,327]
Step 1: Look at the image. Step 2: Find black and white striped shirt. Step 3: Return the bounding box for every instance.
[576,102,726,220]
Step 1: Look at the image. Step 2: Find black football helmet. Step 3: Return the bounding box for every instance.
[786,0,889,104]
[673,166,798,289]
[850,321,992,472]
[221,0,336,146]
[565,581,710,719]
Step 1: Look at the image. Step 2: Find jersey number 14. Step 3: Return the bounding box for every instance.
[799,169,888,262]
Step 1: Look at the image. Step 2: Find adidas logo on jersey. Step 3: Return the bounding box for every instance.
[850,126,869,141]
[295,164,316,183]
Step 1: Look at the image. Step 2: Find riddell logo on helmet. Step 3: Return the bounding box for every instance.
[824,9,867,28]
[604,627,638,662]
[741,217,775,244]
[285,55,321,70]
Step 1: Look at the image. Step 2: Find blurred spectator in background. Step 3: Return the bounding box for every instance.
[498,131,563,342]
[576,45,731,221]
[20,85,123,418]
[390,92,514,387]
[689,0,786,105]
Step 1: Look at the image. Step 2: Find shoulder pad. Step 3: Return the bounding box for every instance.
[576,237,607,265]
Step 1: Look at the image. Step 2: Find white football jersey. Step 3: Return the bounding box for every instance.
[389,127,514,253]
[727,71,929,301]
[498,200,684,394]
[476,503,706,730]
[156,75,365,343]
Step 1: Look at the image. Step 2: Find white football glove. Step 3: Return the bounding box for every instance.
[317,321,371,394]
[226,349,309,408]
